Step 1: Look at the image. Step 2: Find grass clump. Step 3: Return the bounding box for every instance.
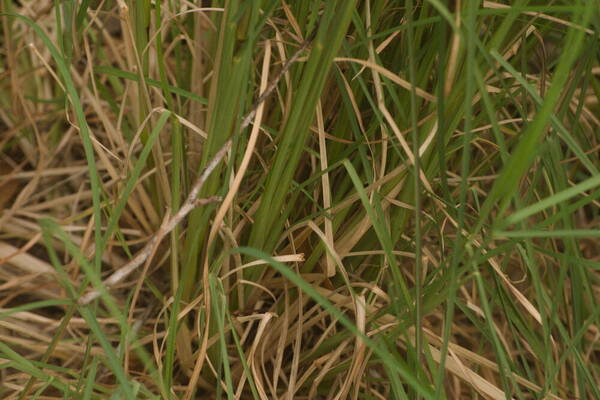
[0,1,598,399]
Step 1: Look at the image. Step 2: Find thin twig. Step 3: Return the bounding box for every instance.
[240,31,315,130]
[78,144,230,304]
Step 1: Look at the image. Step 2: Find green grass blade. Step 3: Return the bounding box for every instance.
[502,174,600,227]
[94,66,208,104]
[247,0,358,257]
[476,1,596,229]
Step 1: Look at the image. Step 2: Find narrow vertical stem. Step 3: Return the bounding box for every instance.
[406,0,423,393]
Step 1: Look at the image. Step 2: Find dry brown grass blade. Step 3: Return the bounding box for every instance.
[315,286,560,399]
[0,242,54,275]
[483,1,596,35]
[335,57,437,102]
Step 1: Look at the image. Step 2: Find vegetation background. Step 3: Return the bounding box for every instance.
[0,0,598,398]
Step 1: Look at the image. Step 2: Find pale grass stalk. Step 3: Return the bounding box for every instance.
[315,101,335,277]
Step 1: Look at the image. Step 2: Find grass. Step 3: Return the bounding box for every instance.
[0,0,599,399]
